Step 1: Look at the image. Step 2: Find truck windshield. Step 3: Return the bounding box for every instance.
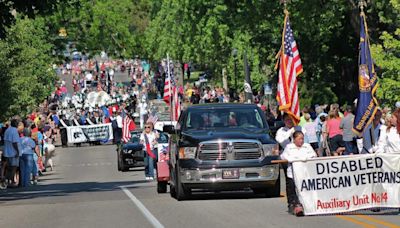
[185,108,267,130]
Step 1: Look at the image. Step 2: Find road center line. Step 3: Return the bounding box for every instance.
[120,186,164,228]
[335,215,376,228]
[355,215,400,228]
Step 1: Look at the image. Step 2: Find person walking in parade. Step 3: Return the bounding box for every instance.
[275,113,306,214]
[281,131,317,216]
[140,122,158,181]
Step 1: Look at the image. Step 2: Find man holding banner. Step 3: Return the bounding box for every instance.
[281,131,317,216]
[275,8,306,216]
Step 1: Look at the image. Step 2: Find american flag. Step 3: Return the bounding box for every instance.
[147,114,159,124]
[122,115,135,143]
[173,86,181,121]
[163,60,175,105]
[277,16,303,124]
[163,56,180,121]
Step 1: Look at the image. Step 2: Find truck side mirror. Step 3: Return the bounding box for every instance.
[163,125,176,134]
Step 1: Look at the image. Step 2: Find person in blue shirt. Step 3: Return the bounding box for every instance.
[20,129,37,187]
[1,119,21,188]
[79,110,87,125]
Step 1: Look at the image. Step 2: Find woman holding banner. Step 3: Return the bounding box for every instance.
[140,122,159,181]
[376,110,400,154]
[281,131,317,216]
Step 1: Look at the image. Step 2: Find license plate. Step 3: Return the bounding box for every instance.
[222,169,240,179]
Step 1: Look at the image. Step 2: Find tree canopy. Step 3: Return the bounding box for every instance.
[143,0,399,107]
[0,0,399,120]
[0,16,56,120]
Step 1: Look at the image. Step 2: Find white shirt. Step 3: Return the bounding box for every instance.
[281,143,317,178]
[375,128,400,154]
[361,124,386,153]
[85,73,93,81]
[275,126,306,152]
[138,102,148,115]
[303,121,318,143]
[116,115,123,128]
[109,69,114,76]
[140,131,158,150]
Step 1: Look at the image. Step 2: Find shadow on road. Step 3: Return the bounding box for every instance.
[0,180,149,203]
[177,190,284,201]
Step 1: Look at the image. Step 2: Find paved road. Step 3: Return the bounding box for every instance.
[1,145,399,228]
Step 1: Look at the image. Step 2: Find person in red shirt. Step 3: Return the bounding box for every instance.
[55,86,62,97]
[326,110,345,156]
[30,112,37,121]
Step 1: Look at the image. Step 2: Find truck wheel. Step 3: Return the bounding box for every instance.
[118,150,129,172]
[169,167,176,198]
[175,167,190,201]
[120,162,129,172]
[117,150,122,171]
[265,175,281,197]
[253,175,281,198]
[157,181,167,193]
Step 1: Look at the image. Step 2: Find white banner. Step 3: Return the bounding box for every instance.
[66,123,113,144]
[293,153,400,215]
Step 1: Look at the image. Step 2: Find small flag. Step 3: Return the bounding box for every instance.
[147,114,159,124]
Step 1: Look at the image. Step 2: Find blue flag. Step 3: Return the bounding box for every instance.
[353,12,379,136]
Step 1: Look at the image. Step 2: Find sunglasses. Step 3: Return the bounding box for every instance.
[145,126,151,129]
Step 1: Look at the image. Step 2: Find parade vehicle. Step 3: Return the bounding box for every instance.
[117,130,169,172]
[154,112,177,132]
[162,103,280,200]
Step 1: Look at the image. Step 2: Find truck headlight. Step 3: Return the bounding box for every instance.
[179,147,197,159]
[262,144,278,156]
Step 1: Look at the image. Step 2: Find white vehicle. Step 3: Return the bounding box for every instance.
[154,112,177,132]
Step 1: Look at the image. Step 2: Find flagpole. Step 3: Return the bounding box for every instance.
[278,3,291,111]
[243,51,253,103]
[167,54,174,121]
[359,0,376,143]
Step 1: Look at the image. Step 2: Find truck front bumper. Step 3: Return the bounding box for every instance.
[179,164,279,184]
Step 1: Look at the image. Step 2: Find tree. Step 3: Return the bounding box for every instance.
[46,0,151,59]
[144,0,399,107]
[370,0,400,107]
[0,0,60,38]
[0,17,56,121]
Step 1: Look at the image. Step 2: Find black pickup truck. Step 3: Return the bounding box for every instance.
[163,103,280,200]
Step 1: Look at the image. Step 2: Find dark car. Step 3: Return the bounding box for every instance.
[117,131,144,172]
[163,103,280,200]
[117,130,169,172]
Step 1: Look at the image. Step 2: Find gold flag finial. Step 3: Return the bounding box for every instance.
[280,0,291,13]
